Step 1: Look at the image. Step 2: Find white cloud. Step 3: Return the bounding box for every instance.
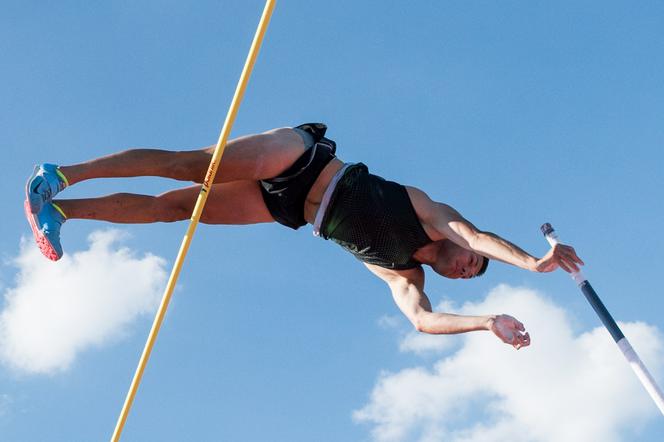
[0,230,168,374]
[354,284,664,442]
[399,331,459,355]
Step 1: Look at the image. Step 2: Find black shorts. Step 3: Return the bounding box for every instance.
[259,123,336,230]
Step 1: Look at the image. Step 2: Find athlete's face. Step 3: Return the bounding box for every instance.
[432,240,485,279]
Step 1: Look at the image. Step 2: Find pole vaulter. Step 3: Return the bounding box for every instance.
[541,223,664,416]
[110,1,276,440]
[25,0,661,431]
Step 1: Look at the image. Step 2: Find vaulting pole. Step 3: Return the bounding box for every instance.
[541,223,664,416]
[110,2,276,440]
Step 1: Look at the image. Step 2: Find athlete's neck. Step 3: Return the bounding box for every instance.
[412,241,441,265]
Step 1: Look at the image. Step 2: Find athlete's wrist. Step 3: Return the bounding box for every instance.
[483,315,497,331]
[524,256,539,272]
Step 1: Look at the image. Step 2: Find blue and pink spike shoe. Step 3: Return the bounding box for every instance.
[24,201,67,261]
[25,164,69,261]
[25,163,68,214]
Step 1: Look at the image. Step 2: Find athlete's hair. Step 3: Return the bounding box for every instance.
[474,257,489,278]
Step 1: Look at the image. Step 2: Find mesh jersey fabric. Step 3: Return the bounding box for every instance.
[319,163,432,269]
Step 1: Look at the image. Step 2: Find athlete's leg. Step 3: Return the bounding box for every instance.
[59,128,307,186]
[54,181,273,225]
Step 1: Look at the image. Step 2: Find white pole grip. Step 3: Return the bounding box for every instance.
[541,223,586,285]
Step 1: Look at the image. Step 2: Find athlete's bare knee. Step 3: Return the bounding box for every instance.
[263,127,303,149]
[154,193,193,222]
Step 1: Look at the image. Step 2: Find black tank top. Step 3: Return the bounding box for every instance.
[319,164,432,269]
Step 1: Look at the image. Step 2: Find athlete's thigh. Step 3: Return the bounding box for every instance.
[211,128,307,182]
[201,180,274,225]
[157,181,273,225]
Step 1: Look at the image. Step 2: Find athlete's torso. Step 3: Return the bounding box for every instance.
[304,133,431,268]
[313,163,433,269]
[303,158,344,224]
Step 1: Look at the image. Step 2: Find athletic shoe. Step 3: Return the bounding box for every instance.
[25,163,68,214]
[24,201,67,261]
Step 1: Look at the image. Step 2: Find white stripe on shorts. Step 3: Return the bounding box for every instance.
[313,163,356,237]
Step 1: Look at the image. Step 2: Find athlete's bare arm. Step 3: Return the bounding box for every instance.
[364,263,530,349]
[405,187,584,273]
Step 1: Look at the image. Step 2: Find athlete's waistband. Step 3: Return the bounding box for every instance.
[312,162,357,237]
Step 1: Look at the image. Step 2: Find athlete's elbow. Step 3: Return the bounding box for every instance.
[414,322,427,333]
[412,316,429,333]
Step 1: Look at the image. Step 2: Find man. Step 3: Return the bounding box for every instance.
[24,123,583,350]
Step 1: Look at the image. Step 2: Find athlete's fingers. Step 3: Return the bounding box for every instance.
[521,332,531,348]
[557,257,574,273]
[519,331,531,348]
[510,333,518,347]
[568,247,585,265]
[561,246,580,262]
[515,319,525,332]
[565,254,580,272]
[562,257,579,273]
[556,258,570,272]
[560,245,584,267]
[514,333,525,350]
[554,246,575,271]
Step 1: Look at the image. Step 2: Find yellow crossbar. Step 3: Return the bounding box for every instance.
[110,1,276,440]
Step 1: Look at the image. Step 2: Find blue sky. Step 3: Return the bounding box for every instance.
[1,1,663,441]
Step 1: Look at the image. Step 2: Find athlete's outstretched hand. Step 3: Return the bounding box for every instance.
[489,314,530,350]
[535,243,584,273]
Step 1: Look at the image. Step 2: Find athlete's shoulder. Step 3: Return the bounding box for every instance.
[363,262,424,286]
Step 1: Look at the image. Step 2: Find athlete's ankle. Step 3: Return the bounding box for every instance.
[51,202,68,220]
[57,166,77,186]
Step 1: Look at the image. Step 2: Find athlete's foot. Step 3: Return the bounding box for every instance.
[25,163,68,214]
[24,201,67,261]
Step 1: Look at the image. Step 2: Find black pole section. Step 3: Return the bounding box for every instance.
[541,223,664,415]
[578,281,625,343]
[540,223,625,342]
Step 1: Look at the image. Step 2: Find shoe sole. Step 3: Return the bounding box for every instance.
[25,165,42,214]
[24,200,61,261]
